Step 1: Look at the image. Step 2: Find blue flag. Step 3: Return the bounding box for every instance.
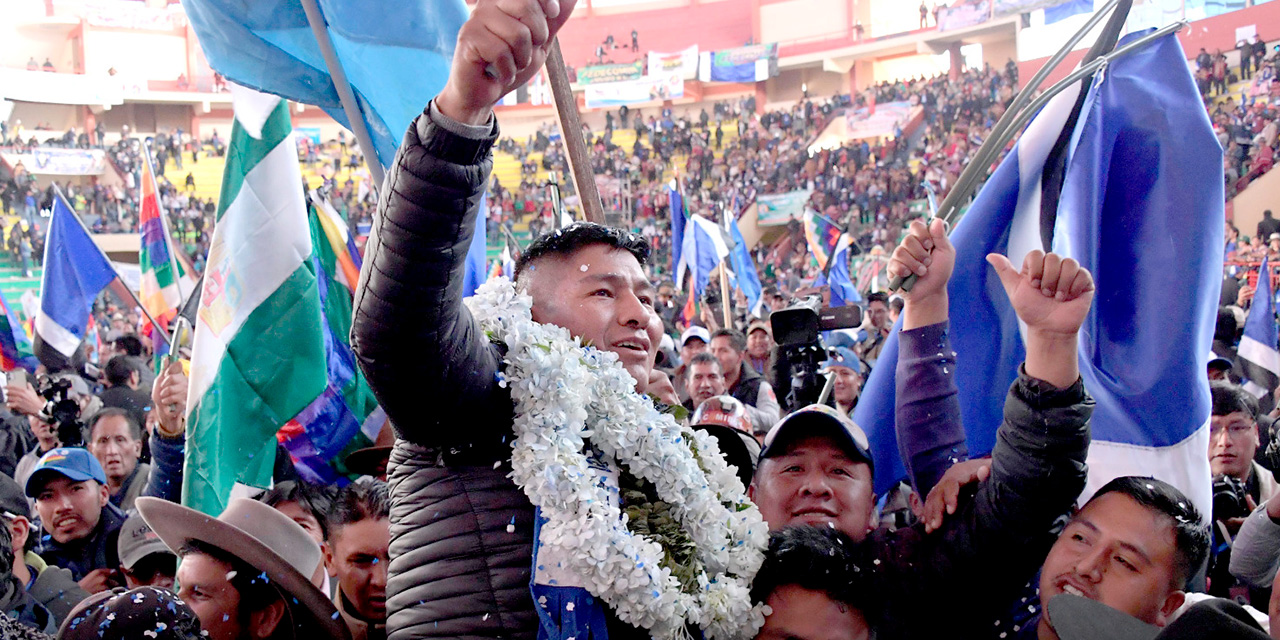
[669,181,686,276]
[814,235,861,307]
[181,0,465,171]
[34,197,117,368]
[676,215,730,297]
[853,30,1222,518]
[180,0,487,291]
[1239,257,1280,404]
[727,217,763,315]
[462,197,489,298]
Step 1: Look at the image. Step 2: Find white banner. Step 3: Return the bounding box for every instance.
[1,149,109,176]
[647,46,699,80]
[584,74,684,109]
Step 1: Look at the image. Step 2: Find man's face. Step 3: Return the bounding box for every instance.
[1208,411,1258,480]
[177,552,244,640]
[755,585,870,640]
[34,477,108,544]
[749,435,876,542]
[88,415,141,485]
[830,367,861,407]
[681,338,707,365]
[658,286,675,305]
[747,330,772,360]
[326,518,390,621]
[28,415,56,444]
[525,245,663,392]
[1038,492,1184,634]
[687,362,726,408]
[273,501,325,548]
[867,302,889,330]
[1207,366,1230,381]
[710,336,743,381]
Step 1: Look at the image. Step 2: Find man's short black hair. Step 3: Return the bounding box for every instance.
[514,223,649,282]
[689,351,721,371]
[750,526,878,618]
[113,335,144,357]
[104,355,136,387]
[1087,476,1210,590]
[1210,380,1257,419]
[259,480,335,541]
[866,292,889,306]
[327,480,389,543]
[890,297,905,314]
[711,329,746,353]
[89,407,143,442]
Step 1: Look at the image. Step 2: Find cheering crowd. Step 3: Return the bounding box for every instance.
[1,0,1280,637]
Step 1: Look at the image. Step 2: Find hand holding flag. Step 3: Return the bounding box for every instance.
[436,0,575,125]
[888,219,954,329]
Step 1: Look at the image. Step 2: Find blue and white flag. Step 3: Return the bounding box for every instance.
[727,216,763,315]
[676,214,731,297]
[34,197,117,368]
[1240,258,1280,402]
[181,0,488,293]
[815,234,862,307]
[853,30,1223,518]
[669,180,687,276]
[181,0,465,171]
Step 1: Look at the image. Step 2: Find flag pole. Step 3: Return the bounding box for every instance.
[544,39,606,225]
[49,184,172,349]
[719,259,732,329]
[297,0,386,188]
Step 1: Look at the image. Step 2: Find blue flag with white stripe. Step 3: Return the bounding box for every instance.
[1239,257,1280,404]
[853,30,1222,518]
[676,214,731,297]
[34,197,117,369]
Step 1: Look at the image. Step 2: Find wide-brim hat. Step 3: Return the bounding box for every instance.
[136,497,351,639]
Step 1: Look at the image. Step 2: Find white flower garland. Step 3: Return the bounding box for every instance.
[466,278,770,640]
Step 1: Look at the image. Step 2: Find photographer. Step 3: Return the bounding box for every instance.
[1206,381,1279,604]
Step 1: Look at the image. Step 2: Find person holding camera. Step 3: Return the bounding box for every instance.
[1204,381,1279,604]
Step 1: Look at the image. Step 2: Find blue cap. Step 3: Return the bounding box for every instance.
[822,346,863,375]
[25,447,107,497]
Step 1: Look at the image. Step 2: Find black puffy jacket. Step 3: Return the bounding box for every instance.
[351,106,645,640]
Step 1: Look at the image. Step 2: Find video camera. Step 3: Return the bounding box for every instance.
[769,297,863,411]
[38,376,86,448]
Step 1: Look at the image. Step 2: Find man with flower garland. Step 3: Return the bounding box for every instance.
[350,0,723,638]
[748,218,1096,638]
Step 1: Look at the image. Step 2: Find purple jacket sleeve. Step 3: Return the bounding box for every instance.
[894,321,968,495]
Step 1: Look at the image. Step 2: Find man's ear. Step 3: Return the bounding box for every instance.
[249,598,287,638]
[1156,590,1186,627]
[98,483,110,507]
[9,517,29,552]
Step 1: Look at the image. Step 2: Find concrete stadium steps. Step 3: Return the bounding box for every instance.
[0,257,42,307]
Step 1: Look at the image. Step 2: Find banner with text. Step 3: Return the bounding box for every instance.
[756,189,813,226]
[577,61,644,85]
[647,46,699,80]
[699,43,777,83]
[584,74,685,109]
[937,0,992,31]
[1,149,108,176]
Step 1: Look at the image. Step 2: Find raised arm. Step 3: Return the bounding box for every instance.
[887,218,967,495]
[350,0,574,448]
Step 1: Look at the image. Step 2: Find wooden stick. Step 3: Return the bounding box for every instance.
[544,38,605,225]
[719,260,732,329]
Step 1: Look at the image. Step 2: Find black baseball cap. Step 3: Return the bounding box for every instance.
[0,473,30,520]
[760,405,874,474]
